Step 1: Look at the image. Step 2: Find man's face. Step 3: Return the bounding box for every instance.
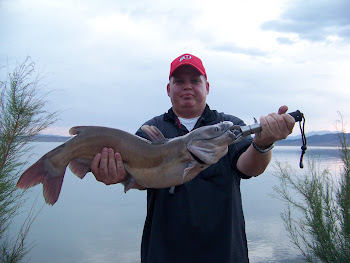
[167,65,209,118]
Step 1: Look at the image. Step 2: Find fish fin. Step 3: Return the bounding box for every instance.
[43,171,65,206]
[169,186,175,194]
[69,126,85,136]
[68,158,91,179]
[141,125,167,144]
[123,176,136,193]
[17,157,66,205]
[182,163,196,183]
[187,144,228,165]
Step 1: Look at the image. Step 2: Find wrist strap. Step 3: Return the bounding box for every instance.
[252,141,274,154]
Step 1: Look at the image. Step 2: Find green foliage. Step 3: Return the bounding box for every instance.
[0,57,57,262]
[273,118,350,263]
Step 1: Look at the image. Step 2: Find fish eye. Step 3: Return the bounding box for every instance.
[215,127,220,132]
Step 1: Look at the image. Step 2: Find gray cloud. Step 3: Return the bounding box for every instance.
[261,0,350,42]
[276,37,295,45]
[1,0,349,136]
[209,43,266,57]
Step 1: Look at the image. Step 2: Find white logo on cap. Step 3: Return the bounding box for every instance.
[179,55,192,62]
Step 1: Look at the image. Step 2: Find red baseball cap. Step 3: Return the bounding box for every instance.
[169,53,207,79]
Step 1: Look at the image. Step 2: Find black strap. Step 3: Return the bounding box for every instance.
[299,114,307,168]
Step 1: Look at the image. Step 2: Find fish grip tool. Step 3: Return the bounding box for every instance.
[231,110,307,168]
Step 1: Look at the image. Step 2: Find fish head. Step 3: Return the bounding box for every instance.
[186,121,235,165]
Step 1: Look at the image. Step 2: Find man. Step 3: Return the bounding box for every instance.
[91,54,295,262]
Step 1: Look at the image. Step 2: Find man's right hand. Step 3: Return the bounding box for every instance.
[91,147,127,185]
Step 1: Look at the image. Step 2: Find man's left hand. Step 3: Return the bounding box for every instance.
[254,105,295,149]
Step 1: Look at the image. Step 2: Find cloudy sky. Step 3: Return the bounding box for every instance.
[1,0,349,136]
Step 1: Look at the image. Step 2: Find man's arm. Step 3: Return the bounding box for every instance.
[236,105,295,177]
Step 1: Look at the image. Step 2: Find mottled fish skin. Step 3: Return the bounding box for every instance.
[17,122,235,205]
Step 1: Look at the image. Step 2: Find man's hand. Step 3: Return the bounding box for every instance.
[254,105,295,148]
[237,105,295,177]
[91,148,127,185]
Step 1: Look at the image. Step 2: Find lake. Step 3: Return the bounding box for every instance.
[10,143,343,263]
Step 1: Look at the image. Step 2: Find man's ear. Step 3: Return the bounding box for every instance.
[206,81,210,95]
[167,83,171,97]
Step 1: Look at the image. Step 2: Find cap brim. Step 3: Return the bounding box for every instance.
[169,63,206,79]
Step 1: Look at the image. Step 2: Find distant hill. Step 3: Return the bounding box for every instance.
[31,132,350,146]
[276,133,350,147]
[286,130,337,140]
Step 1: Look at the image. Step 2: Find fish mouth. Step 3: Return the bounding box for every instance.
[227,129,236,140]
[207,127,236,140]
[198,127,232,141]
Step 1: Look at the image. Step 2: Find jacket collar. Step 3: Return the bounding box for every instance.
[164,104,215,126]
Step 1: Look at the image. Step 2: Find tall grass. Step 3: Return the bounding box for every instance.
[273,116,350,263]
[0,57,57,262]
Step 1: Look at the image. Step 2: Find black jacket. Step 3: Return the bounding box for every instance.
[136,105,253,263]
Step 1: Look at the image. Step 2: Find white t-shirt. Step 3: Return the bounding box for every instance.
[178,116,200,131]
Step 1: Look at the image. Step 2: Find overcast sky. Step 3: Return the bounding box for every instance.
[1,0,349,136]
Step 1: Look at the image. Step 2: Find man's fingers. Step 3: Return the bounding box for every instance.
[99,147,109,176]
[107,148,117,180]
[283,114,296,134]
[268,112,293,137]
[278,105,295,134]
[258,109,295,147]
[115,152,126,182]
[90,148,125,185]
[278,105,288,115]
[91,153,101,176]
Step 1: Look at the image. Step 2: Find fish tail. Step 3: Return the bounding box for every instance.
[17,156,66,205]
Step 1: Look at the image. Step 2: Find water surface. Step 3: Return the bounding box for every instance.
[11,144,342,263]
